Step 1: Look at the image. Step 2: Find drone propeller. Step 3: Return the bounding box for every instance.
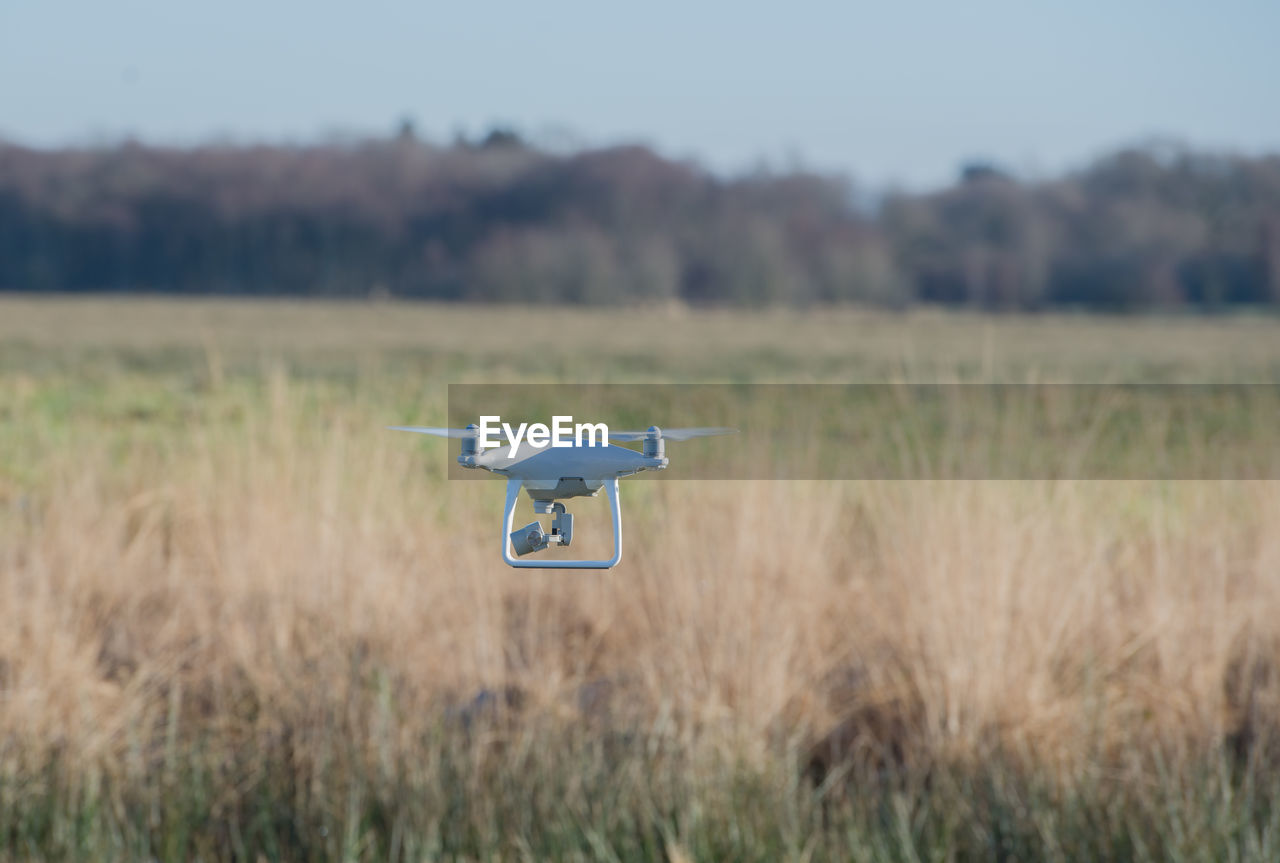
[390,425,737,444]
[388,426,476,438]
[609,426,738,442]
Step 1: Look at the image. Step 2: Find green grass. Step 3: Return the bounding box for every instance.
[4,719,1278,861]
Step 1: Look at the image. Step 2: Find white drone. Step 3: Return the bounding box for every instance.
[391,423,736,569]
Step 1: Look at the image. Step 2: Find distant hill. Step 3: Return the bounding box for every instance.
[2,136,1277,308]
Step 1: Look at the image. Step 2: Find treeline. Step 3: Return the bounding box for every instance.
[1,133,1278,308]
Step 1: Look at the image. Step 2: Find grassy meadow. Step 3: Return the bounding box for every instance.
[3,296,1280,860]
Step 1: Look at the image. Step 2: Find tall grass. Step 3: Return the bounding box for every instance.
[2,298,1280,859]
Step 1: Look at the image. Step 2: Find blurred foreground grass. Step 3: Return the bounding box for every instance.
[3,296,1280,861]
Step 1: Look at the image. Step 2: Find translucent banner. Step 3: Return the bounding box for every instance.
[432,384,1280,480]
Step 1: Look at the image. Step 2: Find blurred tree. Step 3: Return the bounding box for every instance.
[1,137,1279,309]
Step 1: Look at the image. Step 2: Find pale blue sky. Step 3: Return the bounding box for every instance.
[1,0,1277,188]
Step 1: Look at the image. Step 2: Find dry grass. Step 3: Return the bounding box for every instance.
[3,297,1280,859]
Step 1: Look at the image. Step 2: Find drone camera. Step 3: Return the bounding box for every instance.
[550,508,573,547]
[510,501,574,556]
[510,521,548,556]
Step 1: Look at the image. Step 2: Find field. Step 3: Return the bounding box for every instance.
[3,296,1280,861]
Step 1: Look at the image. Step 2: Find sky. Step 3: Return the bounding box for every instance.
[2,0,1278,189]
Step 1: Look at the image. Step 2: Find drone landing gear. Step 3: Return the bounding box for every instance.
[501,478,622,570]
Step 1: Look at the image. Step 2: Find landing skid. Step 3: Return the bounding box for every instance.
[501,478,622,569]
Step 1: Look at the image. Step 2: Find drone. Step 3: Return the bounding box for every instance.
[391,423,736,569]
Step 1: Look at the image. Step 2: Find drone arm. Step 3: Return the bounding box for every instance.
[501,478,622,570]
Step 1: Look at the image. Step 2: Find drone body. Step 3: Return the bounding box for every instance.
[392,423,734,569]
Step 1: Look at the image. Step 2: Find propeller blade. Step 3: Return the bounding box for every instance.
[609,427,738,442]
[660,427,739,441]
[388,426,475,438]
[606,431,649,442]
